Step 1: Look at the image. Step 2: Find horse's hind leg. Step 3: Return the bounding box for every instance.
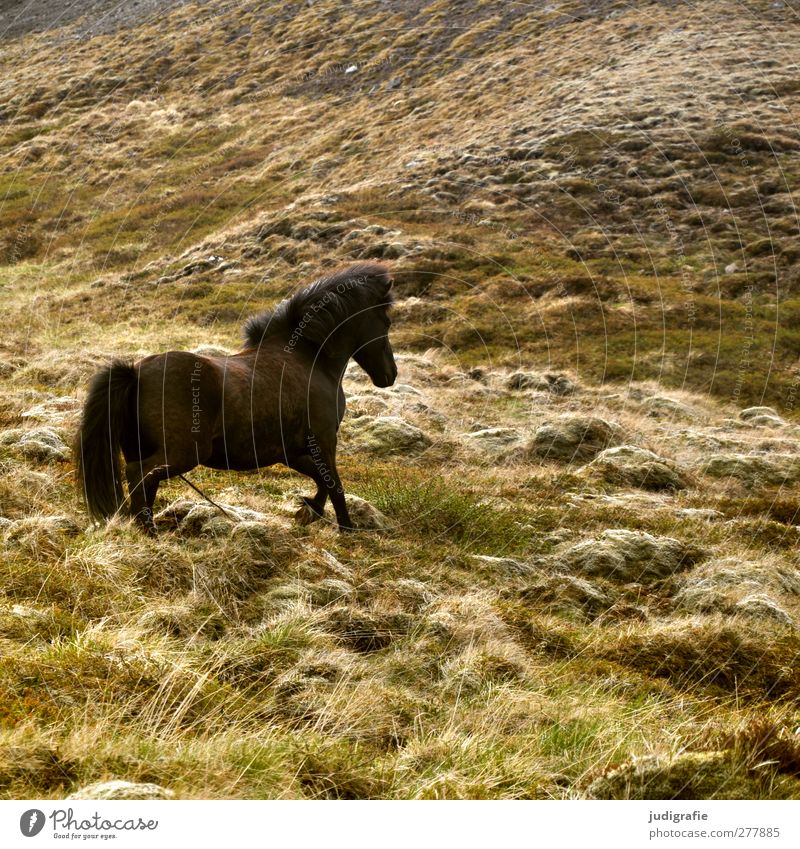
[125,452,191,535]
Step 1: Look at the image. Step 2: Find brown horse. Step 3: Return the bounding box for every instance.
[74,262,397,534]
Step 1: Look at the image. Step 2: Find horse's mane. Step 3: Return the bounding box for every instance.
[243,262,394,349]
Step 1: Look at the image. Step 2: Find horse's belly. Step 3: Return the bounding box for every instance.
[204,434,289,471]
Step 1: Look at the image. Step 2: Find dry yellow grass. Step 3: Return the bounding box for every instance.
[1,0,800,799]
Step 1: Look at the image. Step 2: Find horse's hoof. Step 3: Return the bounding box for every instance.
[138,518,158,537]
[294,506,316,526]
[134,508,158,536]
[337,523,356,533]
[294,499,322,526]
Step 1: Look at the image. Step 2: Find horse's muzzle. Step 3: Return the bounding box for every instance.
[374,362,397,388]
[374,371,396,388]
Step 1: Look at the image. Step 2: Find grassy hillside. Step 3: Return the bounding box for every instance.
[1,0,800,799]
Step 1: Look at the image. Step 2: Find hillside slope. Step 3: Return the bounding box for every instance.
[1,0,800,799]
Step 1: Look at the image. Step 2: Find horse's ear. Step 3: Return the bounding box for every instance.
[377,275,393,301]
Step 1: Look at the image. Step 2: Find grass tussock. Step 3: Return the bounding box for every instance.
[599,618,800,699]
[1,0,800,801]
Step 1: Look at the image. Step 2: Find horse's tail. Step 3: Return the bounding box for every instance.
[74,360,137,523]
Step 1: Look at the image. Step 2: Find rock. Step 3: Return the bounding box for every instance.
[544,373,576,395]
[4,515,81,547]
[179,504,228,534]
[294,494,392,528]
[507,371,575,394]
[21,396,80,423]
[461,427,523,458]
[584,752,770,799]
[581,445,688,491]
[290,222,321,240]
[507,372,548,391]
[740,406,780,420]
[344,494,390,530]
[201,516,235,536]
[153,497,202,527]
[357,241,410,260]
[674,575,763,615]
[747,415,786,428]
[216,504,270,523]
[445,374,494,397]
[641,396,697,420]
[569,491,670,511]
[406,401,447,425]
[158,255,228,283]
[674,507,724,520]
[520,572,615,619]
[0,426,69,461]
[317,548,352,578]
[530,416,622,462]
[725,262,739,274]
[468,554,533,576]
[560,529,701,581]
[257,236,298,263]
[739,406,786,428]
[346,395,390,418]
[672,557,799,624]
[344,416,432,456]
[393,353,438,375]
[734,594,795,626]
[154,498,271,535]
[256,218,294,240]
[67,780,174,800]
[380,383,423,397]
[702,453,800,486]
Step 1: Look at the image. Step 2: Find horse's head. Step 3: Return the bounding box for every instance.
[352,300,397,388]
[247,263,398,386]
[326,264,396,387]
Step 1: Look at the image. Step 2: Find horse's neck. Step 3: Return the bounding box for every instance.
[318,348,351,387]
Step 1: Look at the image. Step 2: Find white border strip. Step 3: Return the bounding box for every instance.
[1,799,798,849]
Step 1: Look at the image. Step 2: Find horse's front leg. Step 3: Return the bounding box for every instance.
[287,453,329,525]
[312,434,353,532]
[328,466,353,532]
